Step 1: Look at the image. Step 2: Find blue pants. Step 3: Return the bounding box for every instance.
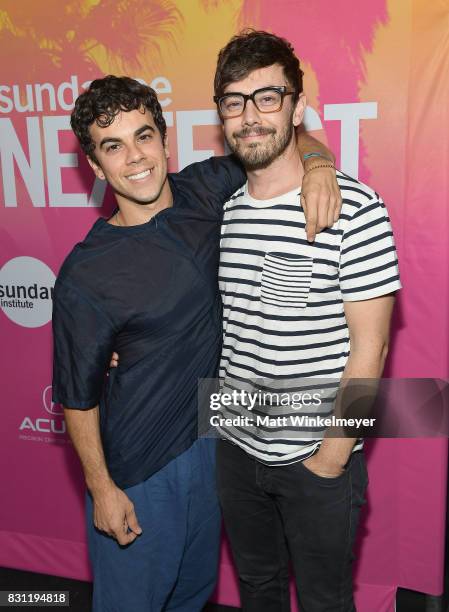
[86,439,221,612]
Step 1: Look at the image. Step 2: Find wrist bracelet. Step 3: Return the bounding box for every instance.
[303,152,333,162]
[304,163,335,175]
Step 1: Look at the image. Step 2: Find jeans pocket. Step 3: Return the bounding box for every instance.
[298,458,348,485]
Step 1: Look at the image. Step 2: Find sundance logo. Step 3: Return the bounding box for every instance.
[0,256,55,327]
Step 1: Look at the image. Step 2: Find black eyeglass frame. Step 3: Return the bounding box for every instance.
[213,86,296,118]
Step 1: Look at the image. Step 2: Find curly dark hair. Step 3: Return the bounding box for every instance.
[214,29,303,101]
[71,75,167,161]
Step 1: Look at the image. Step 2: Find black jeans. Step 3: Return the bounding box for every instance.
[217,440,369,612]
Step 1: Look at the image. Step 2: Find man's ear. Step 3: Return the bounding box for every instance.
[293,93,306,128]
[164,135,170,160]
[87,155,106,180]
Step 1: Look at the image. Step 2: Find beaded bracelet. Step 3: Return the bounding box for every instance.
[304,163,335,175]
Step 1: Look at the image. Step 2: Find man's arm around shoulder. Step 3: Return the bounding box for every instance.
[297,129,342,241]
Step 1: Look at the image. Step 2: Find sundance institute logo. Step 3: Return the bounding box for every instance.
[0,256,55,327]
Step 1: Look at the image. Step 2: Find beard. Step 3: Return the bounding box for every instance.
[227,116,295,171]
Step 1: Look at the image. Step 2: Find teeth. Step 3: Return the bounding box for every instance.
[127,169,152,180]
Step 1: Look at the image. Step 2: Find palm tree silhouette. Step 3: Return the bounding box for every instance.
[79,0,183,74]
[238,0,389,178]
[0,0,182,83]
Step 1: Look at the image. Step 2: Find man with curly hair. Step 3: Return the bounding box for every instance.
[52,74,339,611]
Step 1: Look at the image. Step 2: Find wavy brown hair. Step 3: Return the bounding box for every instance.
[71,75,166,161]
[214,29,303,101]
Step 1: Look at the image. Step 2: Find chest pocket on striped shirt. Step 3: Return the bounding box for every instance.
[260,252,313,308]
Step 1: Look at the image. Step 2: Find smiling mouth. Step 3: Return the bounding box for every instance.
[126,168,153,181]
[235,127,275,137]
[241,133,266,140]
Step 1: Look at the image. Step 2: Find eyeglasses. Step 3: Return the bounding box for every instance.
[214,86,295,119]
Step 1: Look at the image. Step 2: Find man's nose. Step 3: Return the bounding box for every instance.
[241,98,261,125]
[126,142,145,164]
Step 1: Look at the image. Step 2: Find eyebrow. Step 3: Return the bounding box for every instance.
[98,124,155,148]
[222,86,284,96]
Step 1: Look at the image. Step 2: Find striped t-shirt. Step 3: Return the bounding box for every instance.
[217,171,401,465]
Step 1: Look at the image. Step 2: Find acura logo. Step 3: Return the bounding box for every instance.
[42,385,64,415]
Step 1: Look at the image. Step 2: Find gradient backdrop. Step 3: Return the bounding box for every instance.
[0,1,448,610]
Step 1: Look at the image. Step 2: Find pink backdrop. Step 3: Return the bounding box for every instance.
[0,1,448,610]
